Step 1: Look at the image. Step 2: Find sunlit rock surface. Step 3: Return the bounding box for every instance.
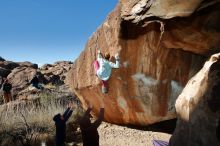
[67,0,220,125]
[0,59,73,101]
[169,53,220,146]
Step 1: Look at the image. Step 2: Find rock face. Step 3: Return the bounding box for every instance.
[169,53,220,146]
[7,67,38,97]
[0,67,11,78]
[17,61,38,69]
[0,59,73,101]
[0,61,20,78]
[41,61,73,85]
[67,0,220,125]
[120,0,220,20]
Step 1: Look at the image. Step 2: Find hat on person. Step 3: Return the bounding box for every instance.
[53,113,61,122]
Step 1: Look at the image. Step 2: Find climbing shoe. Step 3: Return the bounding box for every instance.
[102,86,108,94]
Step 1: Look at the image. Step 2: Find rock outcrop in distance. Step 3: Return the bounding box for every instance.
[67,0,220,125]
[169,53,220,146]
[0,58,73,101]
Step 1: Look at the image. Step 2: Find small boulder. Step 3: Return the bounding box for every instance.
[0,67,11,77]
[0,61,20,70]
[18,61,38,69]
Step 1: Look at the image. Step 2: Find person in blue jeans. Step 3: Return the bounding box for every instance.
[53,103,75,146]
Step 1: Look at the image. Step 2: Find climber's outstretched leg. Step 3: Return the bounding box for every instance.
[101,80,108,94]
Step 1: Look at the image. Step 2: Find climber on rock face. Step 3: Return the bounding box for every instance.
[93,49,120,93]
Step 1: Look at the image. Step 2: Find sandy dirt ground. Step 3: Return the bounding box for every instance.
[76,122,171,146]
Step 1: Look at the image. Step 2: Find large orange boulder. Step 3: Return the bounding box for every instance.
[67,0,220,125]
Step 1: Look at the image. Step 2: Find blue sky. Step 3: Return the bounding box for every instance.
[0,0,118,66]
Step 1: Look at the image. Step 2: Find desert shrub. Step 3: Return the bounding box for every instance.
[0,91,83,146]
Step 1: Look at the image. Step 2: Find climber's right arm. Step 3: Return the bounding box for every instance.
[109,53,120,68]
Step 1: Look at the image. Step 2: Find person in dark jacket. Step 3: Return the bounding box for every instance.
[79,104,104,146]
[2,79,12,103]
[53,103,75,146]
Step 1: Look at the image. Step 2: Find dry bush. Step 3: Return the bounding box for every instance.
[0,91,83,146]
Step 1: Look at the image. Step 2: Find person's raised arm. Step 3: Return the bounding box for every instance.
[63,107,71,119]
[64,103,77,121]
[79,106,92,126]
[97,50,103,60]
[109,53,120,68]
[92,103,104,128]
[64,110,73,122]
[84,106,92,117]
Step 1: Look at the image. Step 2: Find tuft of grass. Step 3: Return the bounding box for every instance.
[43,83,56,90]
[0,91,83,146]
